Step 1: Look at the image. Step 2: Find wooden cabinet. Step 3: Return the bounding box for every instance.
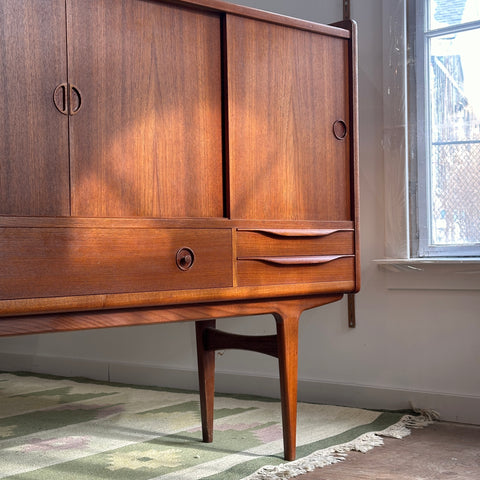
[0,0,358,315]
[0,0,358,461]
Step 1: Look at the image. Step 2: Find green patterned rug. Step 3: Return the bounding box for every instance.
[0,372,430,480]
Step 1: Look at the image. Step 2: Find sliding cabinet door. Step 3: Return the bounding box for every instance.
[0,0,70,216]
[68,0,224,218]
[226,15,352,222]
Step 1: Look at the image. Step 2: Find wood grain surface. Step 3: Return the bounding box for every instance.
[0,0,70,215]
[227,15,351,221]
[68,0,223,217]
[0,227,232,300]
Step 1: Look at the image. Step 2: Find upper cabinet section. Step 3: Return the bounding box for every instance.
[0,0,224,219]
[226,15,352,222]
[0,0,70,216]
[68,0,224,217]
[0,0,355,223]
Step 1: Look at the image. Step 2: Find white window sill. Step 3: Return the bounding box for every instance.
[374,257,480,266]
[374,258,480,290]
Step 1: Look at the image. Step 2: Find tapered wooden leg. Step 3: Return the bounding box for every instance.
[195,319,216,443]
[275,311,300,461]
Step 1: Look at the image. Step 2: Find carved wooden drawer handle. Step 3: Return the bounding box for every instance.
[237,228,353,238]
[237,255,354,265]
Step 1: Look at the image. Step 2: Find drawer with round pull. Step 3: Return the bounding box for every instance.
[0,227,232,300]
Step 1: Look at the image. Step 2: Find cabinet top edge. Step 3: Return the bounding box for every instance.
[164,0,351,38]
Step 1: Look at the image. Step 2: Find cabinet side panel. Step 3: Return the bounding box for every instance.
[227,15,351,221]
[68,0,223,218]
[0,0,70,216]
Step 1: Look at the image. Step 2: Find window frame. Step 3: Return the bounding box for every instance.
[408,0,480,258]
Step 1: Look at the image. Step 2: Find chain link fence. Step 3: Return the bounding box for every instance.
[431,140,480,244]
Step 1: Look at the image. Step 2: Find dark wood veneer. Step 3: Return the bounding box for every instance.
[68,0,223,217]
[227,14,351,221]
[0,0,70,216]
[0,228,232,299]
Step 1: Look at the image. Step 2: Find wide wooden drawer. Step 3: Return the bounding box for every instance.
[236,255,354,287]
[237,228,354,256]
[0,228,232,300]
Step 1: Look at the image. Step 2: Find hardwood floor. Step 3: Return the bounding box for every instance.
[296,422,480,479]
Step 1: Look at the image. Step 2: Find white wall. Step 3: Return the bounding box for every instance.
[1,0,479,424]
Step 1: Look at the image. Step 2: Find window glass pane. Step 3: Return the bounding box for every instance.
[428,29,480,245]
[429,0,480,30]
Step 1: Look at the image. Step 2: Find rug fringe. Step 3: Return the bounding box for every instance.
[409,403,441,423]
[244,413,435,480]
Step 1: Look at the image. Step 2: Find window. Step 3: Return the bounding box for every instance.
[409,0,480,257]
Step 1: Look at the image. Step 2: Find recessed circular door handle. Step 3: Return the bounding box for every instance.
[53,83,68,115]
[53,83,82,116]
[69,84,82,115]
[176,247,195,271]
[333,120,347,140]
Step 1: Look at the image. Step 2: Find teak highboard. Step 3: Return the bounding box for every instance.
[0,0,359,461]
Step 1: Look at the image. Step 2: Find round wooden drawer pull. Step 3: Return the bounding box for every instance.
[176,247,195,271]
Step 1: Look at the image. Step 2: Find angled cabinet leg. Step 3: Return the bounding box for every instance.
[274,310,300,462]
[195,319,216,443]
[193,299,321,461]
